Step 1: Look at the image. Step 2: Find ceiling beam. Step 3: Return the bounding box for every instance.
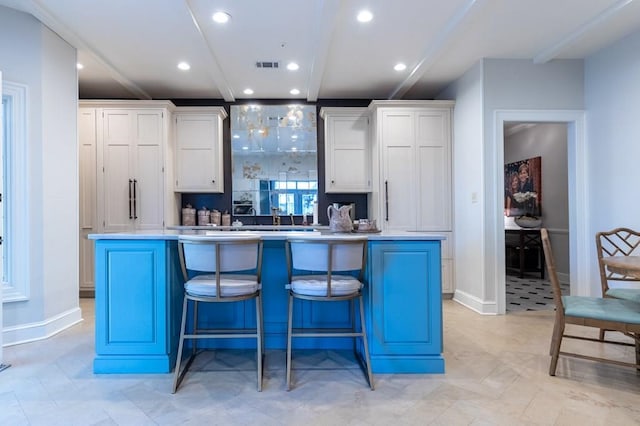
[533,0,635,64]
[306,0,341,102]
[388,0,481,100]
[184,0,234,102]
[30,0,152,100]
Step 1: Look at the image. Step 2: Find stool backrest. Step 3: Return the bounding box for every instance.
[286,237,366,278]
[178,236,262,279]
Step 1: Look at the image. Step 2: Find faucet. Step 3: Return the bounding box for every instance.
[271,207,280,226]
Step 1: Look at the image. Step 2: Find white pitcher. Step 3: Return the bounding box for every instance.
[327,204,353,233]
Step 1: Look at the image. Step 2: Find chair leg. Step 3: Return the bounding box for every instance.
[635,333,640,371]
[599,329,606,341]
[358,295,375,390]
[255,293,263,392]
[548,318,565,376]
[286,292,294,391]
[172,296,189,393]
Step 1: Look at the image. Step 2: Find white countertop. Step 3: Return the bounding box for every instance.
[88,228,446,241]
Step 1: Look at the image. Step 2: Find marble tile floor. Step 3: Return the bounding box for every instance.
[505,273,570,313]
[1,299,639,425]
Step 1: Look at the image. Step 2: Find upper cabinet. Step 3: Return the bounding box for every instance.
[320,107,371,193]
[174,107,227,193]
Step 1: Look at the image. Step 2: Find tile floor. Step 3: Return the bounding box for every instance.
[505,272,569,312]
[1,298,639,425]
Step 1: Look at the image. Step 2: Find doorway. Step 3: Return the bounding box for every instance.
[493,110,589,315]
[503,122,569,312]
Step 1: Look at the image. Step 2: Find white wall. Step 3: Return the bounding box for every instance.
[439,58,585,313]
[1,6,80,345]
[437,61,485,306]
[584,29,640,296]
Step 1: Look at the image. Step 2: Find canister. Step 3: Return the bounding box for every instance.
[210,209,221,226]
[197,207,210,226]
[221,211,231,226]
[182,204,196,226]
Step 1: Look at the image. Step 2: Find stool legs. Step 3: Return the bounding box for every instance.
[285,292,374,391]
[285,292,294,391]
[256,293,264,392]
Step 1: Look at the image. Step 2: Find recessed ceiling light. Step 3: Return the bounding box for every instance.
[394,63,407,71]
[177,62,191,71]
[76,63,84,70]
[286,62,299,71]
[290,88,300,95]
[233,134,240,139]
[242,146,249,150]
[212,11,231,23]
[243,88,254,95]
[357,10,373,23]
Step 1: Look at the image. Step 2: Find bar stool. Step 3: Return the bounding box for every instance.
[285,235,374,391]
[172,235,264,393]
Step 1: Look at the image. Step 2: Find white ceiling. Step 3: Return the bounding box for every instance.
[3,0,640,101]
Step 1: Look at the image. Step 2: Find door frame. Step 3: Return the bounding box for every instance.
[493,110,588,314]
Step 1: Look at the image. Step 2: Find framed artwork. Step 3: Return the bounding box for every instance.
[504,156,542,217]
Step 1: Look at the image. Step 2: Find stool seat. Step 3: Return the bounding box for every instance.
[289,275,362,297]
[185,274,260,297]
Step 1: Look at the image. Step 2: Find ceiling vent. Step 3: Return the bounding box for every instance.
[256,61,280,69]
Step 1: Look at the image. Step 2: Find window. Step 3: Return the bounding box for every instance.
[2,81,29,302]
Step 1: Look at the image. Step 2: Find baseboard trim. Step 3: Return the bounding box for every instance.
[2,306,83,347]
[453,289,498,315]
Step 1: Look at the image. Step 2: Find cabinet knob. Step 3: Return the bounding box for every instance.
[212,180,215,184]
[331,180,335,184]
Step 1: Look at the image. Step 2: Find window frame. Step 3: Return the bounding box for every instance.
[2,80,30,302]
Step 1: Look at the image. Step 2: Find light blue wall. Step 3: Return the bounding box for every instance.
[584,29,640,295]
[437,62,485,302]
[439,58,584,312]
[1,5,80,341]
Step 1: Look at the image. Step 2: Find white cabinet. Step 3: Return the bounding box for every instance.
[174,107,227,192]
[78,100,175,294]
[320,107,371,193]
[369,100,455,293]
[79,108,97,295]
[101,108,167,232]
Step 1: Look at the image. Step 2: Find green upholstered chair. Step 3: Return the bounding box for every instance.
[541,228,640,376]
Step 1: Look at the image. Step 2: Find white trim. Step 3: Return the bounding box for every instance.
[494,110,588,314]
[453,289,498,315]
[2,307,83,347]
[2,81,30,302]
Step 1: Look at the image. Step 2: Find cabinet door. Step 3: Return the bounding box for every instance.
[175,113,223,192]
[79,108,97,293]
[325,112,371,193]
[102,110,136,232]
[381,110,416,230]
[133,111,165,230]
[368,241,442,357]
[94,240,167,357]
[415,110,451,231]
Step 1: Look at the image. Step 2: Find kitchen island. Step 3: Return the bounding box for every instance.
[89,229,445,374]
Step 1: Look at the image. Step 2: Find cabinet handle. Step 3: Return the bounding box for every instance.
[128,179,133,219]
[385,180,389,221]
[133,179,138,219]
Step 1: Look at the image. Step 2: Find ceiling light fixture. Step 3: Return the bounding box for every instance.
[290,88,300,95]
[212,11,231,23]
[357,10,373,23]
[286,62,299,71]
[76,63,84,70]
[177,62,190,71]
[243,88,254,95]
[394,63,407,71]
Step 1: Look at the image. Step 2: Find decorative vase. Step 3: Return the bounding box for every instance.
[515,215,542,228]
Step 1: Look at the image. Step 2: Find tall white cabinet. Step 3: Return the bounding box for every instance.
[369,100,455,293]
[79,100,176,294]
[174,107,227,192]
[320,107,371,193]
